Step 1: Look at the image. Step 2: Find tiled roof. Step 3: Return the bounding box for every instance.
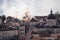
[30,18,38,22]
[30,16,47,22]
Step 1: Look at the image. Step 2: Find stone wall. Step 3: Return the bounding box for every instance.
[0,30,18,38]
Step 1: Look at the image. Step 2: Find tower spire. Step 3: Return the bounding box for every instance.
[50,8,53,14]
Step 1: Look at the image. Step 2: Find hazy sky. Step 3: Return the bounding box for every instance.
[0,0,60,18]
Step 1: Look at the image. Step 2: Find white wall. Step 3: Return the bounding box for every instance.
[47,19,56,26]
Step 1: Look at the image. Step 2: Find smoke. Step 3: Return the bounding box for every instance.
[0,0,60,19]
[1,0,33,19]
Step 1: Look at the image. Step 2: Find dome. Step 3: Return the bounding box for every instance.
[48,14,56,19]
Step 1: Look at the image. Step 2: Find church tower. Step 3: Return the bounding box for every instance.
[47,9,56,26]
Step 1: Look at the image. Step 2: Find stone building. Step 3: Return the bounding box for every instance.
[47,9,56,26]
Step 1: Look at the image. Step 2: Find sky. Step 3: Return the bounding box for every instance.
[0,0,60,19]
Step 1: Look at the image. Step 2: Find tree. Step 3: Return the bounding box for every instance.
[1,15,6,25]
[55,12,60,19]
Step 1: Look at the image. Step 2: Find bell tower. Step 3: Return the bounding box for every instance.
[47,9,56,26]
